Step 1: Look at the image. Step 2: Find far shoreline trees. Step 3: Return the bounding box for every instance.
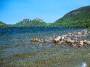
[0,6,90,28]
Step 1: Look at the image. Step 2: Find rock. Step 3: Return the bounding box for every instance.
[31,29,89,48]
[31,38,44,43]
[62,34,67,37]
[84,40,90,45]
[65,38,75,43]
[57,40,64,45]
[53,36,62,43]
[77,32,82,35]
[79,40,84,47]
[72,43,78,47]
[61,36,65,40]
[82,29,88,34]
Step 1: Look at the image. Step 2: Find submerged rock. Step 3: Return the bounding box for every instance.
[53,36,62,43]
[31,38,44,43]
[31,29,90,48]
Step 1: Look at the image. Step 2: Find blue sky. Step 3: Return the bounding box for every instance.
[0,0,90,24]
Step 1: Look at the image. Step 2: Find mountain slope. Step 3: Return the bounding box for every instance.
[0,21,7,28]
[54,6,90,28]
[0,6,90,28]
[14,18,46,27]
[15,18,46,27]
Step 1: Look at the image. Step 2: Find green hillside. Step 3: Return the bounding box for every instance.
[0,6,90,28]
[54,6,90,28]
[0,21,7,28]
[14,18,46,27]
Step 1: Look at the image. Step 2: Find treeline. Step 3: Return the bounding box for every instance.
[53,6,90,28]
[0,6,90,28]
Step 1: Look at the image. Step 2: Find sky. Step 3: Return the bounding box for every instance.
[0,0,90,24]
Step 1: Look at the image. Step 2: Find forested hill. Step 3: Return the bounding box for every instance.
[54,6,90,28]
[14,18,46,27]
[0,6,90,28]
[0,21,7,28]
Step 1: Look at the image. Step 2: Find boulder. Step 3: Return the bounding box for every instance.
[79,40,84,47]
[84,40,90,45]
[53,36,62,43]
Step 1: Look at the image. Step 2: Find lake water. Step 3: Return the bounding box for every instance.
[0,27,90,67]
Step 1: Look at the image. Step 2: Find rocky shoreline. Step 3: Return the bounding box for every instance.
[31,29,90,48]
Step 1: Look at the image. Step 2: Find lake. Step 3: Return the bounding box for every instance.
[0,27,90,67]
